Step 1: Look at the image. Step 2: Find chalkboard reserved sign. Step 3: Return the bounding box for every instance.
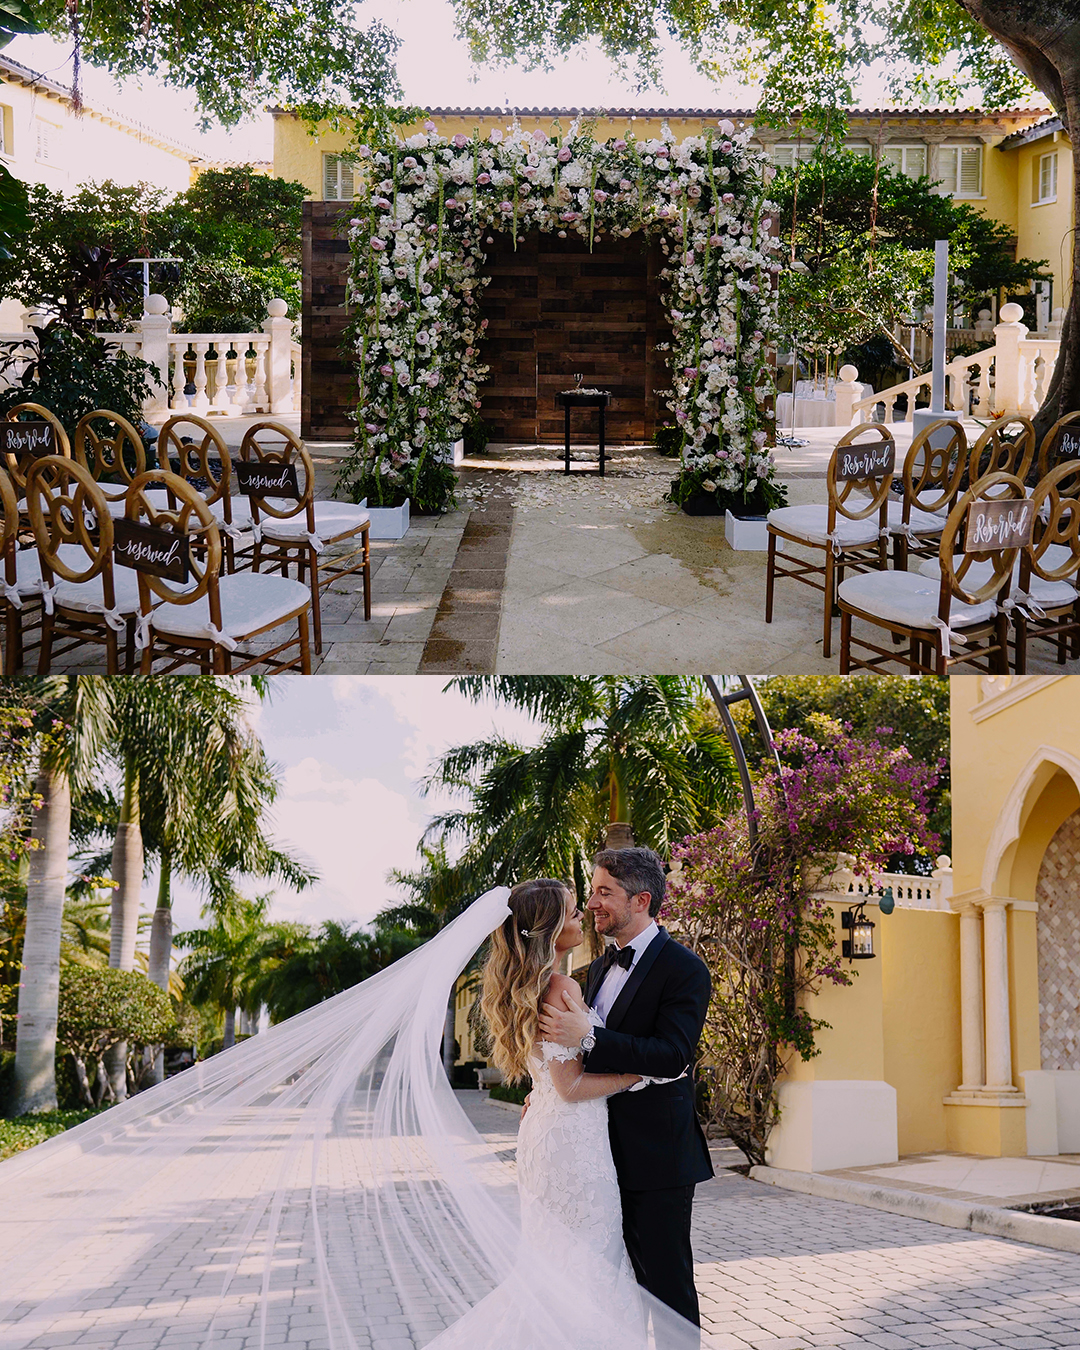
[2,422,56,456]
[836,440,895,481]
[113,518,190,582]
[964,498,1035,552]
[234,460,300,499]
[1055,427,1080,461]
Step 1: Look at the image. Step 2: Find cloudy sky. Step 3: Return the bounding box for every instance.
[163,676,542,936]
[10,0,898,164]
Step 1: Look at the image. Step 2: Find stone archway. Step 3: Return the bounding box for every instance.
[1036,808,1080,1069]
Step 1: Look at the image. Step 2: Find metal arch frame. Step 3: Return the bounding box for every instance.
[704,675,783,849]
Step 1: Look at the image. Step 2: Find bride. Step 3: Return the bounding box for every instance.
[0,884,709,1350]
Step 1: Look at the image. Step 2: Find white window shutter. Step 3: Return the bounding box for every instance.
[846,143,872,157]
[936,147,959,194]
[323,154,339,200]
[339,160,354,200]
[905,146,927,177]
[882,146,904,171]
[958,146,982,195]
[770,145,796,169]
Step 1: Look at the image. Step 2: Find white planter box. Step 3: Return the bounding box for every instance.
[725,510,783,552]
[366,499,410,540]
[438,439,465,466]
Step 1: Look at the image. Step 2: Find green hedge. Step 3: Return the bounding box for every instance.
[0,1107,108,1159]
[489,1080,529,1106]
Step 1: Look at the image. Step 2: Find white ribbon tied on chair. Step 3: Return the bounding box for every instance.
[40,583,57,616]
[101,605,127,633]
[2,580,23,610]
[929,616,971,660]
[204,623,239,653]
[134,612,153,650]
[825,531,844,558]
[1002,593,1048,622]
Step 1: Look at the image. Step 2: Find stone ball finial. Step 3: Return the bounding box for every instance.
[267,298,289,318]
[838,364,859,383]
[999,301,1025,324]
[145,294,170,315]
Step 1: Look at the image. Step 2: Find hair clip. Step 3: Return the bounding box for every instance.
[520,927,532,938]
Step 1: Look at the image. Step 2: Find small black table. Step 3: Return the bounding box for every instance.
[557,391,611,476]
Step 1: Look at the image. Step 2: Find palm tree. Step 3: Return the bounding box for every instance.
[175,897,272,1050]
[4,676,112,1116]
[426,677,738,896]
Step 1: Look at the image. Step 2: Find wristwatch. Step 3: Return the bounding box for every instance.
[580,1031,597,1053]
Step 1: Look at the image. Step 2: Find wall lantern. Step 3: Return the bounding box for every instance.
[842,902,877,959]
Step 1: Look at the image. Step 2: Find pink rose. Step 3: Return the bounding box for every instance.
[480,318,489,329]
[619,179,632,191]
[709,234,722,247]
[424,120,437,132]
[499,200,513,212]
[722,192,735,204]
[465,347,475,356]
[594,189,608,202]
[721,141,733,153]
[477,172,491,184]
[403,156,417,168]
[452,134,468,148]
[614,139,627,151]
[446,198,458,209]
[371,238,386,251]
[657,146,670,157]
[379,364,393,377]
[418,407,429,418]
[558,148,572,163]
[365,423,378,433]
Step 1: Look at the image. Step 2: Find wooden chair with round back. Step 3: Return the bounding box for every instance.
[156,413,252,572]
[1,465,23,675]
[1011,459,1080,670]
[73,409,150,516]
[3,403,71,521]
[25,455,141,674]
[766,422,895,658]
[240,420,370,654]
[838,471,1028,677]
[1036,411,1080,480]
[890,418,967,571]
[966,415,1035,491]
[126,469,311,675]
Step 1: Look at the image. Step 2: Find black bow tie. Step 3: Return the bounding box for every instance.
[601,944,634,973]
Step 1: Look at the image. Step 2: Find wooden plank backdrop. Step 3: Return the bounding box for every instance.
[301,211,673,444]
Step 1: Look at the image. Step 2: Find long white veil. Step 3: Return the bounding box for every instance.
[0,887,712,1350]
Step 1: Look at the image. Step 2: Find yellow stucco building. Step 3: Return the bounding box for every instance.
[273,104,1074,318]
[768,675,1080,1172]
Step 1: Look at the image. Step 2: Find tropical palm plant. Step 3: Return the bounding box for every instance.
[2,676,113,1116]
[175,897,273,1050]
[425,677,739,899]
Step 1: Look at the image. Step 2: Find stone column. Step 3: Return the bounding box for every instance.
[262,298,294,414]
[982,898,1014,1090]
[138,295,173,420]
[957,903,985,1089]
[992,303,1028,414]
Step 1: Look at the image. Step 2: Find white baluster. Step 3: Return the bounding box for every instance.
[977,359,991,417]
[211,342,232,413]
[1033,353,1047,412]
[170,342,188,410]
[251,338,270,412]
[192,343,210,412]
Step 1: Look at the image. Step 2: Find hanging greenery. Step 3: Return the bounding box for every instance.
[342,117,782,513]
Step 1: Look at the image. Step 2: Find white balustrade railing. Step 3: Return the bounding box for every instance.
[0,297,298,420]
[822,853,954,912]
[837,302,1061,427]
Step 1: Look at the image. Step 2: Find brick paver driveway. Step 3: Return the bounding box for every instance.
[4,1094,1080,1350]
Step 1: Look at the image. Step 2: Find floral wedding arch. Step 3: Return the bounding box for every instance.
[342,117,782,513]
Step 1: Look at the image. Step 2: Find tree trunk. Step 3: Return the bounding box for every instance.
[223,1007,236,1049]
[955,0,1080,437]
[9,763,71,1117]
[604,823,635,849]
[106,757,143,1101]
[145,850,173,1087]
[72,1054,94,1109]
[442,996,456,1079]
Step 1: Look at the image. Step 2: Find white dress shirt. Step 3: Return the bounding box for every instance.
[592,920,659,1024]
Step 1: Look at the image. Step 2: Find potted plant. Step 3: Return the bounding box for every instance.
[667,432,788,550]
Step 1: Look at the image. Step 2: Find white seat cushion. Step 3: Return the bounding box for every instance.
[918,556,1077,609]
[149,572,309,647]
[767,504,881,548]
[258,500,370,546]
[209,496,254,531]
[885,500,949,536]
[104,488,171,518]
[10,545,92,598]
[54,566,143,620]
[838,569,997,632]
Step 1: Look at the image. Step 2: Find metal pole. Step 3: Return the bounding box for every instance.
[930,239,948,414]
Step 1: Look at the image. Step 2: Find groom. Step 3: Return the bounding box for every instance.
[539,846,713,1331]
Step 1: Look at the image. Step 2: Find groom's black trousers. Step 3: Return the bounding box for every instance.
[621,1183,699,1333]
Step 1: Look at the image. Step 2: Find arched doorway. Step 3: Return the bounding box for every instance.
[1036,808,1080,1070]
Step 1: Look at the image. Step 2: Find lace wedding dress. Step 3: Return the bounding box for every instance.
[0,888,706,1350]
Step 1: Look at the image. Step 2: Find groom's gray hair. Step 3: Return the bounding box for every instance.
[592,847,666,918]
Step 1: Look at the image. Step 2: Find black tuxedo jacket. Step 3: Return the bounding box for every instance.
[583,927,713,1192]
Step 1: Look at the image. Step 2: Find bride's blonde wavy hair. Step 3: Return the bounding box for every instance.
[480,878,573,1084]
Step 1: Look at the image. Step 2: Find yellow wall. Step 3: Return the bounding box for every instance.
[1011,131,1074,303]
[882,908,962,1154]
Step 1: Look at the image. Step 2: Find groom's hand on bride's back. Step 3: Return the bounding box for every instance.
[539,989,592,1047]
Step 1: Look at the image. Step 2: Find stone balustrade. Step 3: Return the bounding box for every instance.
[0,296,297,420]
